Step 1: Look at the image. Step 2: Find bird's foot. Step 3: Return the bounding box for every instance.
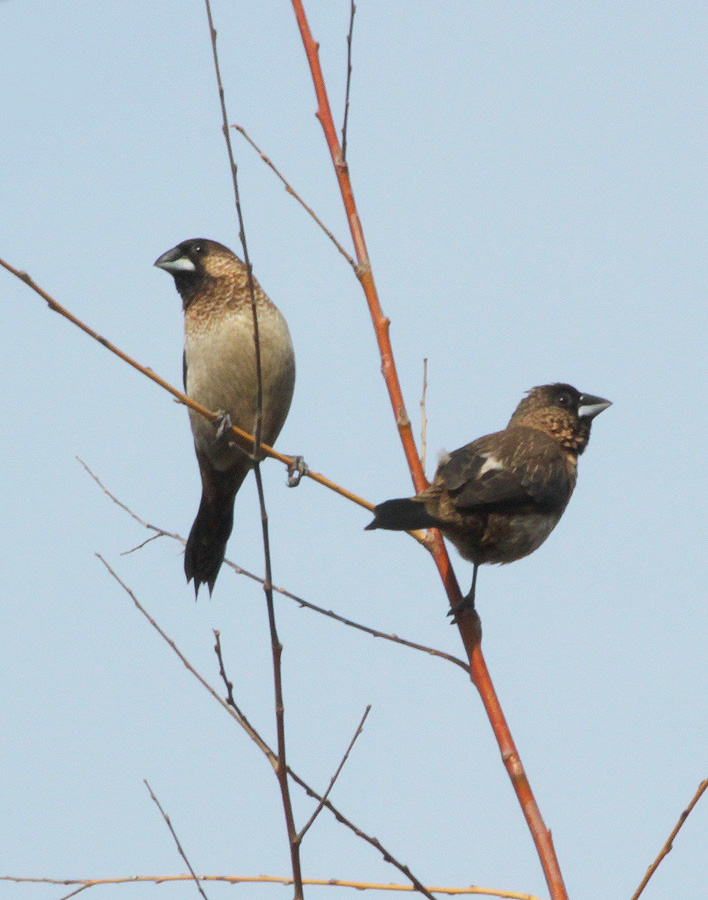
[287,455,308,487]
[447,591,475,624]
[213,411,235,447]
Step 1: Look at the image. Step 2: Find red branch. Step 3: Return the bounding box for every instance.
[290,4,568,900]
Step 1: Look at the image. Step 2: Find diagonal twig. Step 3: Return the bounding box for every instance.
[630,777,708,900]
[144,780,209,900]
[80,458,463,670]
[298,705,371,841]
[233,125,355,268]
[0,255,375,515]
[97,557,436,900]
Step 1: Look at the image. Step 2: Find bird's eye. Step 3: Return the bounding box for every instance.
[557,392,571,406]
[193,244,203,254]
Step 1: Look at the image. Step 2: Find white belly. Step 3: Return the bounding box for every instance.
[185,305,295,470]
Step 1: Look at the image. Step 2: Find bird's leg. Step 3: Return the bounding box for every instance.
[287,455,308,487]
[447,562,479,622]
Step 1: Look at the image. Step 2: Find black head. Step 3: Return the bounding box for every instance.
[510,383,611,453]
[154,238,238,306]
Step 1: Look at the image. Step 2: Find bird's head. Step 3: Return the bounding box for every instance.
[509,383,611,454]
[154,239,245,309]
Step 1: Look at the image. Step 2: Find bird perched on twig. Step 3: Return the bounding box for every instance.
[366,383,610,614]
[155,238,295,597]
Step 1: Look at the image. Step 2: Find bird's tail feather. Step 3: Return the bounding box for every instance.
[185,466,247,596]
[365,498,439,532]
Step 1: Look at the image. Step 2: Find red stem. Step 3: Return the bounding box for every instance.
[290,4,569,899]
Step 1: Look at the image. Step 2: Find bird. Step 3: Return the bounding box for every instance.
[366,383,611,613]
[155,238,295,597]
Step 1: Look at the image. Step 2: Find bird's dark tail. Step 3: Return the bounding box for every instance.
[365,497,439,532]
[185,465,248,597]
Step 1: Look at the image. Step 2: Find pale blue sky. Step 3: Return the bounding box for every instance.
[2,3,708,899]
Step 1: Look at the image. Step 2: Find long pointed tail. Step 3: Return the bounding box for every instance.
[365,497,439,532]
[185,463,248,596]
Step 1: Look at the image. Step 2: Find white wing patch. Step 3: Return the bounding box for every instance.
[478,453,506,476]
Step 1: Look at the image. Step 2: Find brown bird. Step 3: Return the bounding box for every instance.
[366,383,611,612]
[155,238,295,596]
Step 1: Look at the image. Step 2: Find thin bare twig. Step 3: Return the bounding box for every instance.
[233,125,355,268]
[57,885,90,900]
[144,780,209,900]
[1,874,543,898]
[341,0,356,160]
[204,5,302,893]
[97,557,435,900]
[213,630,236,706]
[420,358,428,475]
[96,555,275,762]
[299,705,371,841]
[630,777,708,900]
[81,459,462,670]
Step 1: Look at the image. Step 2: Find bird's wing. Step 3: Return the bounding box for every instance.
[183,350,188,391]
[439,429,572,510]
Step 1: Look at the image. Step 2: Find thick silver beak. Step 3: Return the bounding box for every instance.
[154,246,196,273]
[578,393,612,420]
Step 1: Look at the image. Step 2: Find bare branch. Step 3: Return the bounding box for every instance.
[298,705,371,841]
[97,558,436,899]
[233,124,355,268]
[57,885,91,900]
[80,458,463,671]
[96,555,276,765]
[2,874,544,898]
[420,358,428,475]
[144,780,209,900]
[630,777,708,900]
[341,1,356,160]
[213,630,236,707]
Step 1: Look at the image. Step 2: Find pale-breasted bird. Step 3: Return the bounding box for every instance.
[155,238,295,596]
[366,383,611,612]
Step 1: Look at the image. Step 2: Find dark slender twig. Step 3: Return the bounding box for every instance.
[213,630,236,706]
[57,885,90,900]
[298,705,371,841]
[144,780,209,900]
[204,6,302,893]
[98,558,436,900]
[233,125,356,268]
[630,777,708,900]
[121,534,164,555]
[253,466,302,895]
[203,0,264,457]
[80,459,461,669]
[97,555,275,760]
[341,0,356,160]
[420,358,428,475]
